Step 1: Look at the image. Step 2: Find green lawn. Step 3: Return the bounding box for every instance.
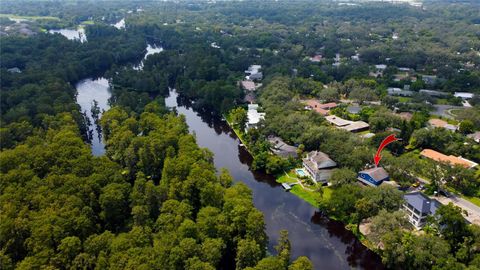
[463,196,480,207]
[276,170,333,208]
[0,14,60,21]
[398,96,412,103]
[224,113,249,148]
[81,20,95,25]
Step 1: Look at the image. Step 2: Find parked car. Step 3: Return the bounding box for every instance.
[439,190,452,198]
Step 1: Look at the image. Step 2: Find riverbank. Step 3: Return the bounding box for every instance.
[276,170,332,208]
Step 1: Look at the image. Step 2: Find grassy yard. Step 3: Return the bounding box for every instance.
[81,20,95,25]
[398,96,412,103]
[463,196,480,207]
[224,113,249,148]
[277,170,332,208]
[0,14,60,21]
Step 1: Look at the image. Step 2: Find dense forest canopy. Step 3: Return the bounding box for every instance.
[1,0,480,269]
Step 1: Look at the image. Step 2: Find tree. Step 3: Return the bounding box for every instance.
[459,120,474,135]
[329,168,357,187]
[288,256,313,270]
[349,87,378,104]
[318,87,339,102]
[230,107,248,131]
[368,210,410,245]
[434,203,471,251]
[236,239,262,270]
[252,257,285,270]
[275,230,291,268]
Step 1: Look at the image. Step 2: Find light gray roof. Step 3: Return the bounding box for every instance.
[347,105,361,114]
[303,151,337,170]
[404,192,441,215]
[359,167,389,181]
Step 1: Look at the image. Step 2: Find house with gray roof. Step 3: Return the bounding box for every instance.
[403,192,441,229]
[268,136,297,158]
[387,87,413,97]
[357,167,389,187]
[303,151,337,184]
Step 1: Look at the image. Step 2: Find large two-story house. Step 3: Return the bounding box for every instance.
[357,167,389,187]
[403,192,441,229]
[302,151,337,184]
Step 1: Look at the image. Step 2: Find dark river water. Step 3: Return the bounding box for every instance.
[74,44,384,269]
[164,90,385,270]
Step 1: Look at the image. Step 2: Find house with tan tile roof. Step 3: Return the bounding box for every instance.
[428,118,458,131]
[420,149,478,169]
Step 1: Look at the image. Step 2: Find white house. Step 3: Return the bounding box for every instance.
[403,192,441,229]
[246,104,265,129]
[302,151,337,184]
[454,92,474,100]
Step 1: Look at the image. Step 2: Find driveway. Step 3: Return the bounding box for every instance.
[412,175,480,225]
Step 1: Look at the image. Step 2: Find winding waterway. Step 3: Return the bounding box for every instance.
[165,90,384,270]
[48,28,86,42]
[76,77,111,156]
[74,45,384,269]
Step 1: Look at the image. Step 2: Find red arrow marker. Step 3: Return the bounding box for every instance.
[374,134,400,166]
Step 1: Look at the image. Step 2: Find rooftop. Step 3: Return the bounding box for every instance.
[325,115,352,127]
[359,167,389,181]
[454,92,474,99]
[247,104,265,125]
[347,105,361,114]
[304,151,337,170]
[420,149,478,169]
[428,118,448,128]
[404,192,441,215]
[268,136,298,158]
[240,80,256,91]
[340,121,370,132]
[467,131,480,142]
[303,100,335,115]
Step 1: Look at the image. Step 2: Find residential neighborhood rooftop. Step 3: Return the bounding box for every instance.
[268,136,298,158]
[325,115,351,127]
[404,192,441,216]
[454,92,474,99]
[420,149,478,169]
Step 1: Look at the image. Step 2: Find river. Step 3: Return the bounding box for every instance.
[165,90,384,270]
[76,77,111,156]
[48,28,86,42]
[75,48,384,270]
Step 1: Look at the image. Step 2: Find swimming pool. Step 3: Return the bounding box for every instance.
[295,168,306,177]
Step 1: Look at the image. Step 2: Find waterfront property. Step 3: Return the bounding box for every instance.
[357,167,389,187]
[302,151,337,184]
[267,136,298,158]
[403,192,441,229]
[420,149,478,169]
[245,64,263,81]
[246,104,265,130]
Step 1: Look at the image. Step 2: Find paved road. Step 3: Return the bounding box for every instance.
[436,196,480,225]
[431,104,465,119]
[412,175,480,225]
